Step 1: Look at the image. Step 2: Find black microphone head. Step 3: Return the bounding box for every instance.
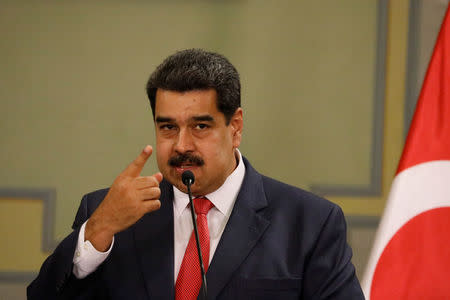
[181,170,195,186]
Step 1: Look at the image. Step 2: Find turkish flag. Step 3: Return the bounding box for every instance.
[362,4,450,299]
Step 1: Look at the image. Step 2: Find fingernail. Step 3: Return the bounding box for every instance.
[143,145,152,154]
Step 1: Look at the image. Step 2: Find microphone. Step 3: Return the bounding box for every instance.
[182,170,195,186]
[181,170,207,300]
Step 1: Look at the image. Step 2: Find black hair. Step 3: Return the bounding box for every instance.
[146,49,241,124]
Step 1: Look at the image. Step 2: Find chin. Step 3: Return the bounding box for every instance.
[170,179,188,193]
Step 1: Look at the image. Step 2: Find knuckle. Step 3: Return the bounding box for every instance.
[146,187,160,199]
[148,200,161,211]
[142,177,152,186]
[145,176,157,186]
[154,188,161,198]
[151,177,160,186]
[154,200,161,209]
[131,160,140,169]
[116,181,128,192]
[135,155,145,166]
[137,176,152,187]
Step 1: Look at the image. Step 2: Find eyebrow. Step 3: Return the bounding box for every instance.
[155,116,174,123]
[155,115,214,123]
[192,115,214,122]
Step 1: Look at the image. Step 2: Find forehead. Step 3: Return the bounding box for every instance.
[155,89,220,118]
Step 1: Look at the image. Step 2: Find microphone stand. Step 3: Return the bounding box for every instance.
[185,174,208,300]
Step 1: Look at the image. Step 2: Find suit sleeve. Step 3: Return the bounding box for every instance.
[303,205,365,299]
[27,193,107,300]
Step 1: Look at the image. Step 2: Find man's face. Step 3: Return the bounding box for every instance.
[154,88,243,196]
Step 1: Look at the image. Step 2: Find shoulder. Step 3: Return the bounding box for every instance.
[261,175,336,211]
[259,174,349,252]
[258,174,345,234]
[242,156,341,222]
[72,188,109,229]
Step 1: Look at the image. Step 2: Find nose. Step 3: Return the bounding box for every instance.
[174,128,195,153]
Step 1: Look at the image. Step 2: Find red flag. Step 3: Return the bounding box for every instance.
[362,4,450,299]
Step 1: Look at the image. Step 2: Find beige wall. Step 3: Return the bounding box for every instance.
[1,0,445,298]
[1,0,378,241]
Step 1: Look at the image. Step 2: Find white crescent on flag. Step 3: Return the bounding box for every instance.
[362,3,450,299]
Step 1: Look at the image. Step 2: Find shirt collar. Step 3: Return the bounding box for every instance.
[173,149,246,218]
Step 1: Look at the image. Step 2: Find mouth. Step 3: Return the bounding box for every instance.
[174,164,198,175]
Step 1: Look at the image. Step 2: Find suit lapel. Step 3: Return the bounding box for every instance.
[206,159,270,299]
[133,180,175,299]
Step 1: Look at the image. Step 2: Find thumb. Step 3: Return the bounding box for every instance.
[123,145,153,177]
[153,172,164,184]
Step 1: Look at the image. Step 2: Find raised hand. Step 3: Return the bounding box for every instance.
[85,145,163,251]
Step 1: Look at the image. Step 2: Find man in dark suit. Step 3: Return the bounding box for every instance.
[28,49,364,299]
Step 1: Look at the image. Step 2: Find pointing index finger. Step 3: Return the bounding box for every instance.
[123,145,153,177]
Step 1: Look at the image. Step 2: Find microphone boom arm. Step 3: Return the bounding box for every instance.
[183,171,208,299]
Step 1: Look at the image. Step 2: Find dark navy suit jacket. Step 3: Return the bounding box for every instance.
[28,158,364,299]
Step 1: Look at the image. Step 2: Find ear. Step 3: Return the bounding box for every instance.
[229,108,243,148]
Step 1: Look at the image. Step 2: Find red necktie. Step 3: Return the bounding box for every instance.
[175,197,214,300]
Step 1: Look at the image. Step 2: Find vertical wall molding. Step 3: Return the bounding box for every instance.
[0,188,56,283]
[311,0,388,197]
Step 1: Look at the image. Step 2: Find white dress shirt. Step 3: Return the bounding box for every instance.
[73,149,246,282]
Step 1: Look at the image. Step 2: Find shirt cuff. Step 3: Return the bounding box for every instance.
[72,219,114,279]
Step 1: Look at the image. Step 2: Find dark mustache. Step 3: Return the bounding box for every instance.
[168,153,205,167]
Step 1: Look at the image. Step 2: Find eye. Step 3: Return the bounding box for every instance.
[160,124,176,130]
[195,123,209,130]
